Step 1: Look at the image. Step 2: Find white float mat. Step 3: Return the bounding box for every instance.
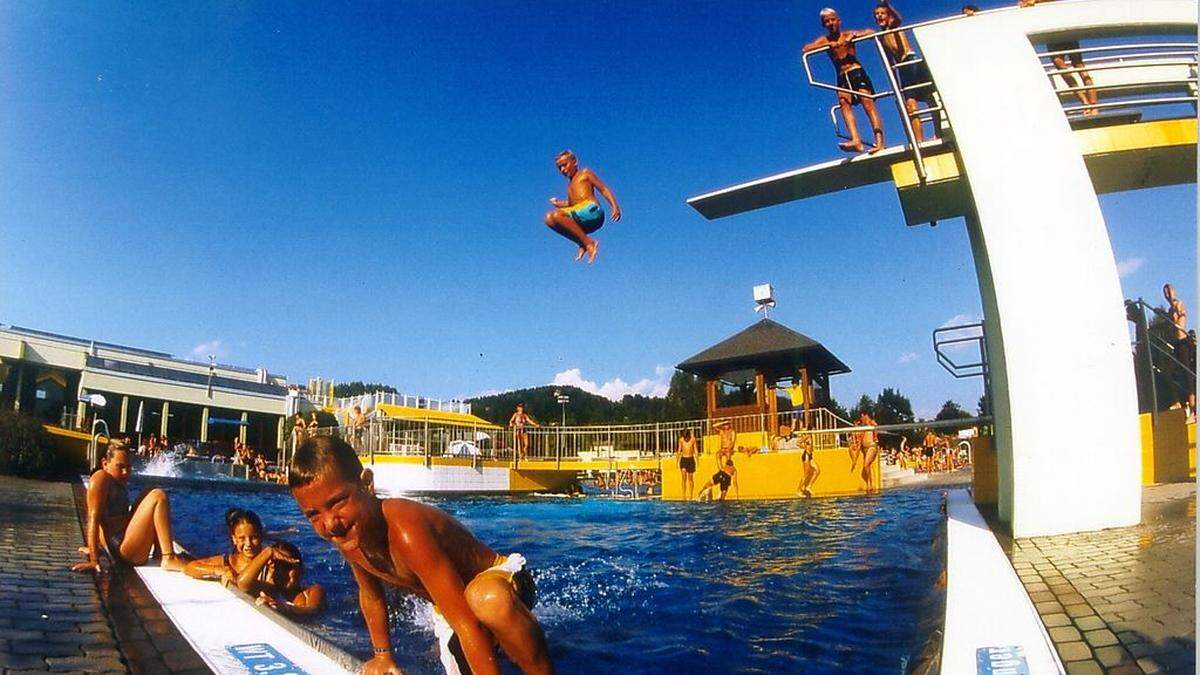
[942,489,1064,674]
[136,566,355,674]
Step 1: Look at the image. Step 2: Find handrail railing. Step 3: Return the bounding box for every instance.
[1126,297,1196,414]
[933,322,988,379]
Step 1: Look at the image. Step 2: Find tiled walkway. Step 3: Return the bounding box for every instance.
[0,475,125,673]
[1011,483,1196,674]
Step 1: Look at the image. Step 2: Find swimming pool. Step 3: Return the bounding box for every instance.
[155,479,946,673]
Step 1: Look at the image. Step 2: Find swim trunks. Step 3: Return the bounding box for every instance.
[432,553,537,675]
[802,448,814,463]
[712,470,732,493]
[837,66,875,104]
[679,456,696,473]
[1046,39,1081,57]
[560,200,605,234]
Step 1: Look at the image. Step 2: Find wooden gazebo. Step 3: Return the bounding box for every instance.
[676,318,850,432]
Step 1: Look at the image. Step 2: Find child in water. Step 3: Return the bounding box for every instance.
[289,435,553,675]
[184,508,324,616]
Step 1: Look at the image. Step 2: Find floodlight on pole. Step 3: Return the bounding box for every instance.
[753,283,776,318]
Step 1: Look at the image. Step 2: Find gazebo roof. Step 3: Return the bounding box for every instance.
[676,318,850,380]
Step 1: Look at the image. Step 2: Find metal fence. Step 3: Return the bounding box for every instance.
[306,407,864,466]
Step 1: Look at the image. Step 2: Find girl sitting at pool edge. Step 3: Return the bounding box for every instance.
[73,439,187,574]
[184,508,325,616]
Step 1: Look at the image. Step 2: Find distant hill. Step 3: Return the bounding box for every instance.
[467,373,707,426]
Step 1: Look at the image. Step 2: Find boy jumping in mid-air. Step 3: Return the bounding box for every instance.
[803,8,886,153]
[544,150,621,264]
[289,435,553,675]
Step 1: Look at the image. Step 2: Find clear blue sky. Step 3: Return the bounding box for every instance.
[0,1,1193,419]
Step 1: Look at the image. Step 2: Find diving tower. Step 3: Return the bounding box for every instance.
[688,0,1197,539]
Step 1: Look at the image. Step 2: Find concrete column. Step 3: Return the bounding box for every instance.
[200,406,210,442]
[276,416,286,451]
[119,396,129,433]
[911,0,1182,536]
[239,412,249,445]
[160,401,170,437]
[12,365,23,412]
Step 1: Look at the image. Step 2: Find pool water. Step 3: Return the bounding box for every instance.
[155,481,946,673]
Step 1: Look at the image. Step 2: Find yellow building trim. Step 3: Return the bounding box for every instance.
[1140,409,1191,485]
[662,447,878,500]
[1074,117,1197,157]
[890,151,964,188]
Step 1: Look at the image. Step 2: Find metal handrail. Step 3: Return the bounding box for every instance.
[933,322,988,380]
[1041,43,1200,59]
[1062,96,1197,114]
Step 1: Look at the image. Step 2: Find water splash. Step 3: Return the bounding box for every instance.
[139,450,186,478]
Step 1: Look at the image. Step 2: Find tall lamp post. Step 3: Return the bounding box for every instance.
[555,390,569,459]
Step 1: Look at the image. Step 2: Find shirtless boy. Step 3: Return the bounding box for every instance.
[715,420,737,467]
[676,429,698,501]
[696,460,739,501]
[544,150,621,263]
[803,8,885,153]
[290,435,553,675]
[73,440,186,574]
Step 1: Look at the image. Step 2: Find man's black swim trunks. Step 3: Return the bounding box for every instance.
[679,456,696,473]
[713,470,732,492]
[837,66,875,104]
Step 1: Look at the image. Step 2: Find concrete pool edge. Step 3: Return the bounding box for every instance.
[942,488,1065,674]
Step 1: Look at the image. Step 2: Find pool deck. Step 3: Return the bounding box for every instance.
[993,482,1196,674]
[0,475,150,673]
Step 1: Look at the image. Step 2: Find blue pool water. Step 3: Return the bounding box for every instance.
[154,480,946,674]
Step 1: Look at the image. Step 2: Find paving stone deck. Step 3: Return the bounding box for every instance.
[1009,483,1196,674]
[0,475,125,673]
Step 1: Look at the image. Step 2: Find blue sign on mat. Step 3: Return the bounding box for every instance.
[227,643,309,675]
[976,645,1030,675]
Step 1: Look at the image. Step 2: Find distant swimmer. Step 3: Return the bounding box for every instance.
[1018,0,1098,115]
[677,428,699,500]
[72,439,186,574]
[291,436,553,675]
[803,8,885,154]
[696,460,739,501]
[855,412,880,493]
[509,403,540,462]
[544,150,622,264]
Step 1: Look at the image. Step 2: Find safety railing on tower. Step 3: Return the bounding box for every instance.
[1038,41,1198,117]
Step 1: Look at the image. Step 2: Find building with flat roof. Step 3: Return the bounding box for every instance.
[0,325,290,453]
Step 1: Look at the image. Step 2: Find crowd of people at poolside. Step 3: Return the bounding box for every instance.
[886,429,971,474]
[129,430,287,484]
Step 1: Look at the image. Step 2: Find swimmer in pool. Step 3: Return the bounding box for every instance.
[72,439,186,574]
[545,150,621,264]
[251,540,326,617]
[696,460,739,501]
[184,508,324,616]
[289,435,553,675]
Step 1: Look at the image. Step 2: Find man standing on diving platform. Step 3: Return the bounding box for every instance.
[545,150,622,264]
[803,8,886,154]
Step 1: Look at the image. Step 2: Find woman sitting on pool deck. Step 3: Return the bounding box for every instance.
[184,508,325,616]
[72,439,187,574]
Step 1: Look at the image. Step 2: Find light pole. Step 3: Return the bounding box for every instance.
[555,391,569,459]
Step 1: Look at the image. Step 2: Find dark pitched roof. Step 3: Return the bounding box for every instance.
[676,318,850,379]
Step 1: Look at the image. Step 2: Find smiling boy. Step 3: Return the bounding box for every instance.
[289,435,553,675]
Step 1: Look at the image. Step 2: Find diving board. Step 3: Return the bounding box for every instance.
[686,139,949,220]
[137,566,361,674]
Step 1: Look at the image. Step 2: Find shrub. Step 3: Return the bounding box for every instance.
[0,410,67,479]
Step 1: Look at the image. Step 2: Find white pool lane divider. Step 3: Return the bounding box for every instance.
[136,565,361,674]
[942,489,1065,675]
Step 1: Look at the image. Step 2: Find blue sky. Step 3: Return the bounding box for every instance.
[0,1,1193,419]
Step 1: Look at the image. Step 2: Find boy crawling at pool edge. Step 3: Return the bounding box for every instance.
[289,435,554,675]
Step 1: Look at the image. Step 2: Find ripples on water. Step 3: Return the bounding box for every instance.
[157,482,945,674]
